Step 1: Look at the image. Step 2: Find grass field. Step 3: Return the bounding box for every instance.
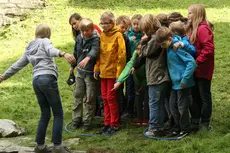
[1,0,230,152]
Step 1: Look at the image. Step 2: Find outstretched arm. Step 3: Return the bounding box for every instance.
[2,53,29,81]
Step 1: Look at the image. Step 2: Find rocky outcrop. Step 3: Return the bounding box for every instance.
[0,119,26,138]
[0,0,45,27]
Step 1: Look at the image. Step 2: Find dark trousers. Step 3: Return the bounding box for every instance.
[126,75,135,115]
[170,88,192,132]
[135,86,149,120]
[33,75,63,145]
[190,78,212,125]
[117,83,126,116]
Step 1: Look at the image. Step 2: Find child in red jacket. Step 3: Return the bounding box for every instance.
[186,4,214,131]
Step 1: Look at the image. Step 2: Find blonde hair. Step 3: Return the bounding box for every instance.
[140,14,161,34]
[79,18,94,31]
[169,21,185,36]
[131,14,142,21]
[116,15,131,27]
[35,24,51,39]
[187,4,206,44]
[156,26,172,43]
[156,13,169,27]
[100,11,115,24]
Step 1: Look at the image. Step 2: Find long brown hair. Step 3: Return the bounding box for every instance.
[69,13,82,39]
[186,4,207,44]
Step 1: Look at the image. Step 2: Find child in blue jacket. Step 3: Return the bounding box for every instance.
[156,25,197,135]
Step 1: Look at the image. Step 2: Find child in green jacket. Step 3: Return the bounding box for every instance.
[113,43,149,125]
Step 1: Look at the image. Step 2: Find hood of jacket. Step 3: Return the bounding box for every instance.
[103,26,121,36]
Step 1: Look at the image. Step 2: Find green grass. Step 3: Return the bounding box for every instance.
[1,0,230,152]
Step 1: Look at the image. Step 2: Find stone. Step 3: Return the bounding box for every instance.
[0,119,26,138]
[0,0,8,4]
[63,138,80,147]
[9,0,23,4]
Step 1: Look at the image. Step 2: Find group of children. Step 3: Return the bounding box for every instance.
[0,3,214,153]
[68,4,214,137]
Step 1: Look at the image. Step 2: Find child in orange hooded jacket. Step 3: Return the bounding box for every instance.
[94,11,126,134]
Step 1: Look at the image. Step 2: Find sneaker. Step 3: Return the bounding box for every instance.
[72,120,81,129]
[142,118,149,126]
[190,123,200,133]
[82,123,90,131]
[179,131,188,136]
[146,129,166,137]
[109,126,119,134]
[52,146,72,153]
[97,125,110,134]
[133,118,142,126]
[200,123,212,132]
[34,145,51,153]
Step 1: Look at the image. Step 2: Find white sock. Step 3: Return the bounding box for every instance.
[37,144,45,149]
[54,144,61,149]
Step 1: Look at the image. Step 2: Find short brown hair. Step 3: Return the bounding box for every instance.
[156,13,169,27]
[140,14,161,34]
[155,26,172,44]
[35,24,51,39]
[116,15,131,27]
[100,11,115,24]
[79,18,94,31]
[167,12,187,24]
[169,21,185,36]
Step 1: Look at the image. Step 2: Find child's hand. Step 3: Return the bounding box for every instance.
[78,57,90,69]
[130,67,135,74]
[173,42,184,51]
[132,36,136,40]
[0,74,4,83]
[141,34,148,42]
[94,72,99,80]
[180,82,186,88]
[64,53,76,65]
[69,67,74,73]
[111,82,121,91]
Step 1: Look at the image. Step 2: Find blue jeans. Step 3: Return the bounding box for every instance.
[33,74,63,145]
[148,82,169,129]
[190,78,212,125]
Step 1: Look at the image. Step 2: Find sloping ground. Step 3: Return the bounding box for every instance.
[0,0,230,152]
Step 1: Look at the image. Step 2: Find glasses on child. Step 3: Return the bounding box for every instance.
[99,22,111,26]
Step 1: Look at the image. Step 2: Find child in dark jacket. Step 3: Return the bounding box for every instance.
[135,14,170,137]
[70,18,100,131]
[156,26,197,135]
[125,14,143,117]
[113,42,149,125]
[116,15,132,116]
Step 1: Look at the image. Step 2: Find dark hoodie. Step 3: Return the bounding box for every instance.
[3,38,60,79]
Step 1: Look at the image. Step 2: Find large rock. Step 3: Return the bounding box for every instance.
[0,0,45,27]
[0,119,26,138]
